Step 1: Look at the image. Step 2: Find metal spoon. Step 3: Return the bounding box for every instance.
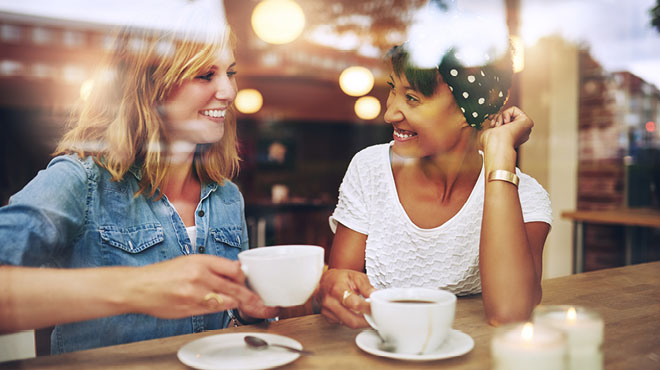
[244,335,314,355]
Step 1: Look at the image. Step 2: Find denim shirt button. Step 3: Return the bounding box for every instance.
[198,246,205,253]
[197,210,205,217]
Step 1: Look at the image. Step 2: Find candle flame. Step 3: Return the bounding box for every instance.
[567,307,577,321]
[521,322,534,340]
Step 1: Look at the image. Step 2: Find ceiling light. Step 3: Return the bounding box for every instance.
[235,89,263,114]
[354,96,380,120]
[251,0,305,45]
[339,66,374,97]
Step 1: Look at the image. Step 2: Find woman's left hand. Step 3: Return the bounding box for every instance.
[479,106,534,151]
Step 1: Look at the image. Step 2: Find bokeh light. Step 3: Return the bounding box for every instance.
[251,0,305,45]
[354,96,380,120]
[510,35,525,73]
[339,66,374,97]
[235,88,263,114]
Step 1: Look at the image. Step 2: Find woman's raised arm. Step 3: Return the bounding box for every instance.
[478,107,550,325]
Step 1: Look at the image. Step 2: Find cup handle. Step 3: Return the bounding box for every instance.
[362,298,378,330]
[240,264,248,275]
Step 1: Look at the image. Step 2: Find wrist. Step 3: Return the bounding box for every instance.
[483,144,517,173]
[229,308,265,326]
[116,267,145,315]
[487,169,520,188]
[80,266,135,317]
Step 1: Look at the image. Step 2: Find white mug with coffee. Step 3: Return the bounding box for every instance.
[238,245,324,307]
[364,287,457,354]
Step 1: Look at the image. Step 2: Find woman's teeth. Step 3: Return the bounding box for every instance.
[394,129,416,139]
[201,109,225,118]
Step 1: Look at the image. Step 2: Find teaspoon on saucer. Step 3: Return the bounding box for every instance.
[244,335,314,355]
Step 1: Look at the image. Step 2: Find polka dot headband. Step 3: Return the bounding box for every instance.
[437,49,512,129]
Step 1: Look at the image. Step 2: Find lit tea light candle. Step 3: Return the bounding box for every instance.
[491,322,567,370]
[533,305,604,370]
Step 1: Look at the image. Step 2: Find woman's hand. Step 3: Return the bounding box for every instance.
[479,106,534,151]
[318,268,375,329]
[127,255,266,319]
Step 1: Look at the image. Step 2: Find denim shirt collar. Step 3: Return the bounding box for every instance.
[201,182,218,199]
[127,164,218,198]
[128,164,142,181]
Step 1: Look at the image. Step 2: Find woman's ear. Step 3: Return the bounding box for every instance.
[448,100,470,129]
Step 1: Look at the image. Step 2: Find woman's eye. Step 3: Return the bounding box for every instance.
[196,71,215,81]
[387,81,395,90]
[406,94,419,103]
[227,70,237,77]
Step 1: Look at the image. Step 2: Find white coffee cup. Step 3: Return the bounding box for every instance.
[364,287,457,354]
[238,245,324,307]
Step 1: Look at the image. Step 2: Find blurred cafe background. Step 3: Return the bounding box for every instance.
[1,0,660,359]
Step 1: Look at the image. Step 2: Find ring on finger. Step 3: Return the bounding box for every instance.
[341,290,353,306]
[204,292,224,306]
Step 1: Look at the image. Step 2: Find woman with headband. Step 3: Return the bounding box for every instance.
[318,37,552,327]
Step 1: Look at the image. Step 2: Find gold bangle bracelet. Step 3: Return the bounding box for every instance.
[488,169,519,187]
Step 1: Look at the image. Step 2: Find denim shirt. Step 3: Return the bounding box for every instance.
[0,155,249,354]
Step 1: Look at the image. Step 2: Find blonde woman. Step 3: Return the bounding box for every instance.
[0,8,276,353]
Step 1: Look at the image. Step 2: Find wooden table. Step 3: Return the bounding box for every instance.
[562,208,660,273]
[3,262,659,369]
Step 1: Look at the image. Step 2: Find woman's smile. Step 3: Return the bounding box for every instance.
[199,108,227,123]
[393,126,418,141]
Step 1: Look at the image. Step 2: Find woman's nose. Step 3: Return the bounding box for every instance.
[383,98,403,124]
[214,77,237,102]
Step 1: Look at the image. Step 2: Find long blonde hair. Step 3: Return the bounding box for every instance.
[55,21,240,198]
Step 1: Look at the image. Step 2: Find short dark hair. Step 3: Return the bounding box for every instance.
[386,43,513,129]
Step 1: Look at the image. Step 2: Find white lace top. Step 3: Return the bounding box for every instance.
[329,143,552,296]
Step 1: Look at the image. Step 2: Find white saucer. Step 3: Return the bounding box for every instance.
[355,329,474,361]
[177,332,303,370]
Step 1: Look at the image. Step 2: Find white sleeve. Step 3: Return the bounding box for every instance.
[328,153,370,235]
[517,170,553,227]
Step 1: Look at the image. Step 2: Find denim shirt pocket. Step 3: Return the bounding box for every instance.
[99,223,165,265]
[209,226,243,260]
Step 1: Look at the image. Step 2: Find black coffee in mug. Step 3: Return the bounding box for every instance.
[390,299,436,304]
